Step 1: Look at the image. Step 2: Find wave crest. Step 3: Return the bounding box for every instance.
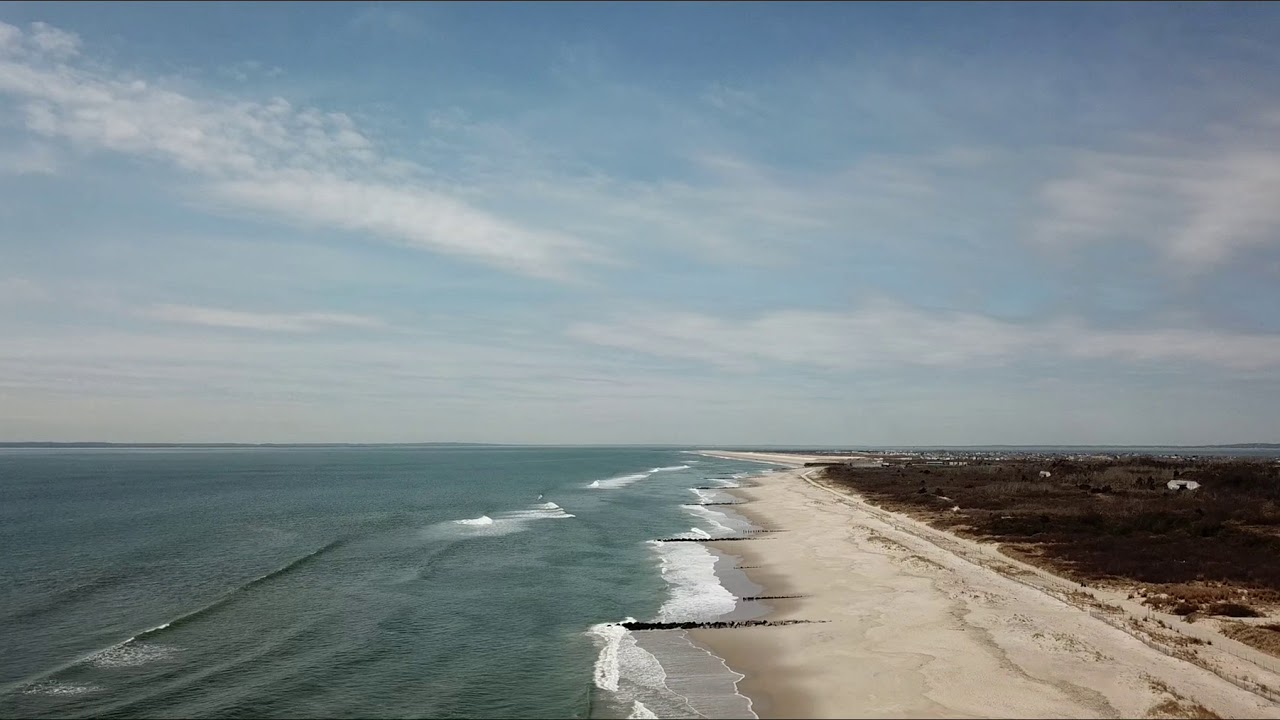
[454,515,494,526]
[436,500,575,538]
[589,463,690,490]
[653,541,736,622]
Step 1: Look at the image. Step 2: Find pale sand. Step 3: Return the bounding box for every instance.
[691,451,1280,719]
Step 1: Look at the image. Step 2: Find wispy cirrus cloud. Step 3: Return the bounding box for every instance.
[142,304,387,333]
[1034,119,1280,269]
[0,20,597,280]
[570,301,1280,373]
[568,301,1033,373]
[462,144,984,268]
[26,21,79,58]
[4,6,1279,445]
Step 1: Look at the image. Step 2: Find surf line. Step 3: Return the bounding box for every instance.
[618,619,828,631]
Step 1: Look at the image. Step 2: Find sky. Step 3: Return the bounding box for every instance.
[2,2,1280,446]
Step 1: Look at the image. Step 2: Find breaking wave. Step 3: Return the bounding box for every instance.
[454,515,494,526]
[433,499,575,538]
[651,540,735,622]
[682,505,736,537]
[588,472,650,490]
[588,464,691,490]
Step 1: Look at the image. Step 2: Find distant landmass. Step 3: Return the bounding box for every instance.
[0,442,502,448]
[1,442,1276,449]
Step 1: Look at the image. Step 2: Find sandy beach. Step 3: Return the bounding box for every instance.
[692,451,1280,719]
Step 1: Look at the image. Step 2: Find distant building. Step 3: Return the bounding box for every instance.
[1167,480,1201,491]
[1039,470,1052,478]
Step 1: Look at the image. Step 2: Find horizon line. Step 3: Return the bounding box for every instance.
[1,442,1277,449]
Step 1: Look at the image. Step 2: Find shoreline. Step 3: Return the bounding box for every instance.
[691,451,1280,719]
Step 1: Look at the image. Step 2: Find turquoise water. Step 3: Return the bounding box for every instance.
[0,447,769,719]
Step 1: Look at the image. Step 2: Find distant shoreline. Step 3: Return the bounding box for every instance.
[3,442,1277,449]
[0,442,502,448]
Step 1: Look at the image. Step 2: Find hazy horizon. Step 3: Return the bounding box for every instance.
[3,3,1280,446]
[2,441,1277,450]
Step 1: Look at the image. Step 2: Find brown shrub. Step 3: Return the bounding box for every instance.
[1221,621,1280,658]
[1206,602,1261,617]
[824,458,1280,594]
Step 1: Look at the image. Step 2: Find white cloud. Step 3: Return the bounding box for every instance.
[1061,324,1280,372]
[209,171,589,277]
[143,304,387,333]
[29,22,81,58]
[0,22,21,54]
[569,301,1280,373]
[2,317,1277,444]
[475,147,971,268]
[569,301,1030,372]
[0,324,714,420]
[1034,124,1280,268]
[0,21,596,280]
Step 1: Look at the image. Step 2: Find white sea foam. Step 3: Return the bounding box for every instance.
[587,617,670,696]
[653,541,736,622]
[21,681,104,696]
[689,488,722,503]
[671,527,711,540]
[589,472,650,489]
[629,700,659,719]
[88,641,178,668]
[637,631,757,719]
[454,515,494,526]
[587,618,698,718]
[682,505,735,537]
[438,500,573,538]
[589,620,629,692]
[588,463,692,491]
[712,477,740,488]
[589,495,750,718]
[502,502,575,520]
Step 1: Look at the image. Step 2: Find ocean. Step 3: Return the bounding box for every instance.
[0,446,772,719]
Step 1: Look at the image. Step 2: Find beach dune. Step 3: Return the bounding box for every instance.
[692,451,1280,719]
